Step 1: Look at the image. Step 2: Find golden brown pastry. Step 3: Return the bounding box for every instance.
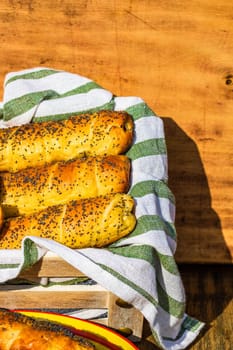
[0,155,131,218]
[0,205,3,230]
[0,308,94,350]
[0,193,136,249]
[0,110,134,173]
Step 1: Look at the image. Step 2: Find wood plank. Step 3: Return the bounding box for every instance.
[20,252,85,278]
[0,0,232,262]
[108,293,144,339]
[0,284,108,309]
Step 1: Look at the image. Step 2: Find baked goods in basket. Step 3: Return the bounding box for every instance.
[0,110,134,173]
[0,193,136,249]
[0,155,131,218]
[0,308,95,350]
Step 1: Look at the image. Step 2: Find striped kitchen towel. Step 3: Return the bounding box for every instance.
[0,67,204,350]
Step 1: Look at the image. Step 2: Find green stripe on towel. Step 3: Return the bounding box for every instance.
[3,90,60,120]
[97,263,159,308]
[21,239,39,270]
[157,280,185,318]
[61,81,102,97]
[5,69,60,86]
[32,100,115,123]
[128,215,177,241]
[108,245,179,275]
[127,138,167,159]
[130,180,175,204]
[0,264,20,268]
[126,102,155,120]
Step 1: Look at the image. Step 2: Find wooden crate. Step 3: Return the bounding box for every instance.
[0,253,144,339]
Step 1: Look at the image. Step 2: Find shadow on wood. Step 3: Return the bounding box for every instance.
[179,264,233,349]
[162,117,231,263]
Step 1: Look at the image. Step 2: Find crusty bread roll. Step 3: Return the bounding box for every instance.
[0,193,136,249]
[0,155,131,218]
[0,308,94,350]
[0,206,3,230]
[0,110,134,173]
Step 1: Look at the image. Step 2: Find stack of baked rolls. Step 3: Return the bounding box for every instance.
[0,110,136,249]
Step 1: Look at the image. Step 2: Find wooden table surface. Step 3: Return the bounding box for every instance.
[0,1,232,349]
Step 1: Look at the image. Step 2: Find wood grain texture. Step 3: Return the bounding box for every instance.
[108,294,144,338]
[0,284,109,309]
[0,0,232,262]
[20,253,86,278]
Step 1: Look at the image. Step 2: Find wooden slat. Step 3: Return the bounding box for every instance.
[0,0,232,262]
[0,284,108,309]
[20,253,85,278]
[0,282,144,337]
[108,294,144,339]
